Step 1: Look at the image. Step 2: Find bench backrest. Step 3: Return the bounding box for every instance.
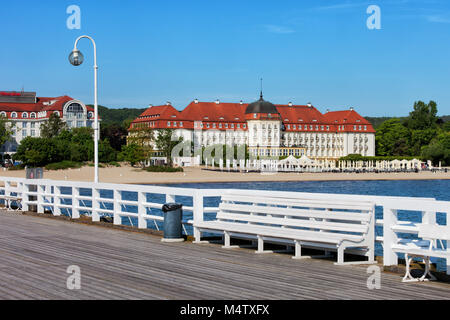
[218,193,375,238]
[419,224,450,241]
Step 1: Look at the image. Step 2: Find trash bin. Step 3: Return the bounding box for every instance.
[161,203,184,243]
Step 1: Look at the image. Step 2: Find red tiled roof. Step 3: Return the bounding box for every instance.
[130,101,375,133]
[0,95,94,120]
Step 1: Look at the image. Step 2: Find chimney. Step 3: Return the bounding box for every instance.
[215,99,220,104]
[166,101,171,106]
[350,107,354,111]
[288,102,293,107]
[307,102,312,108]
[240,100,243,105]
[326,109,330,113]
[148,104,153,108]
[194,99,198,104]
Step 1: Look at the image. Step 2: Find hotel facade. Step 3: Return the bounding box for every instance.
[0,91,94,156]
[128,95,376,161]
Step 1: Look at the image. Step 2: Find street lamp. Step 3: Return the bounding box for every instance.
[69,35,99,183]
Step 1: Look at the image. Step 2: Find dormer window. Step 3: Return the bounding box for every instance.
[253,113,257,118]
[30,113,36,119]
[11,112,17,118]
[22,112,28,118]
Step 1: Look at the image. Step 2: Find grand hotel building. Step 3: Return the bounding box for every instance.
[129,94,376,160]
[0,91,94,156]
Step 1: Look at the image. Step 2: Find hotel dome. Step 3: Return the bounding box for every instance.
[245,93,278,115]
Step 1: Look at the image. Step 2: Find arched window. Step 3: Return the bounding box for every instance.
[22,112,28,118]
[30,112,36,119]
[88,112,93,119]
[65,102,85,119]
[11,112,17,118]
[0,112,6,118]
[54,111,60,117]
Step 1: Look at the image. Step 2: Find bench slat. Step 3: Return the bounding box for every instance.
[196,220,364,244]
[219,202,371,222]
[216,211,368,234]
[222,194,374,211]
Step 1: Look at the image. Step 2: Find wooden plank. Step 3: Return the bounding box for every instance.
[0,210,449,300]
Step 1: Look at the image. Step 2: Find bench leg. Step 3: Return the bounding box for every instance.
[334,246,345,265]
[255,236,265,254]
[292,241,311,260]
[403,255,437,283]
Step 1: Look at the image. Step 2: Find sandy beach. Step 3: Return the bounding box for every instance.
[1,165,449,184]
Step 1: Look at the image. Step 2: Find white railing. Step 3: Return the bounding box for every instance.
[0,176,449,274]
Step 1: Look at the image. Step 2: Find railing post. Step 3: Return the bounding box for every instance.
[383,207,398,267]
[447,211,450,275]
[138,191,146,229]
[193,190,204,242]
[54,186,61,216]
[113,189,122,225]
[72,187,80,219]
[22,182,29,212]
[37,182,45,214]
[92,187,100,222]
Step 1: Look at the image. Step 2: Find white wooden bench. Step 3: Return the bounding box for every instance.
[392,224,450,282]
[194,193,376,265]
[0,195,22,211]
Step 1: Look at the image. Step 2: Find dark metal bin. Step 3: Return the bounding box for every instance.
[161,203,184,242]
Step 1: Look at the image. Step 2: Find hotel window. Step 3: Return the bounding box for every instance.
[22,112,28,118]
[364,125,367,131]
[237,124,240,129]
[315,125,319,130]
[225,124,228,129]
[310,125,313,130]
[287,125,290,130]
[342,125,345,130]
[293,125,296,130]
[30,113,36,119]
[174,122,177,127]
[359,125,362,130]
[326,126,329,131]
[22,122,27,128]
[167,121,171,127]
[11,112,17,118]
[253,113,257,118]
[31,130,36,137]
[219,123,222,128]
[22,130,27,137]
[180,122,183,127]
[77,121,84,128]
[206,123,210,128]
[31,123,35,128]
[243,124,246,129]
[354,125,357,130]
[213,123,216,128]
[231,124,234,129]
[321,125,324,130]
[299,125,302,130]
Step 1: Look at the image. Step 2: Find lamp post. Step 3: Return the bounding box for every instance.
[69,35,99,183]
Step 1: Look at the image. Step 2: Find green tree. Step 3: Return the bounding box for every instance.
[155,129,183,167]
[0,114,13,147]
[118,144,145,166]
[406,100,438,130]
[40,113,67,138]
[375,119,411,156]
[421,131,450,165]
[14,137,61,167]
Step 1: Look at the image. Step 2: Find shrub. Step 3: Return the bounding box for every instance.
[45,161,83,171]
[144,166,184,172]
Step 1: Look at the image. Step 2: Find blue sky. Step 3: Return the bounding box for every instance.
[1,0,450,116]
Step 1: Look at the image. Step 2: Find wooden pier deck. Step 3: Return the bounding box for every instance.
[0,210,449,300]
